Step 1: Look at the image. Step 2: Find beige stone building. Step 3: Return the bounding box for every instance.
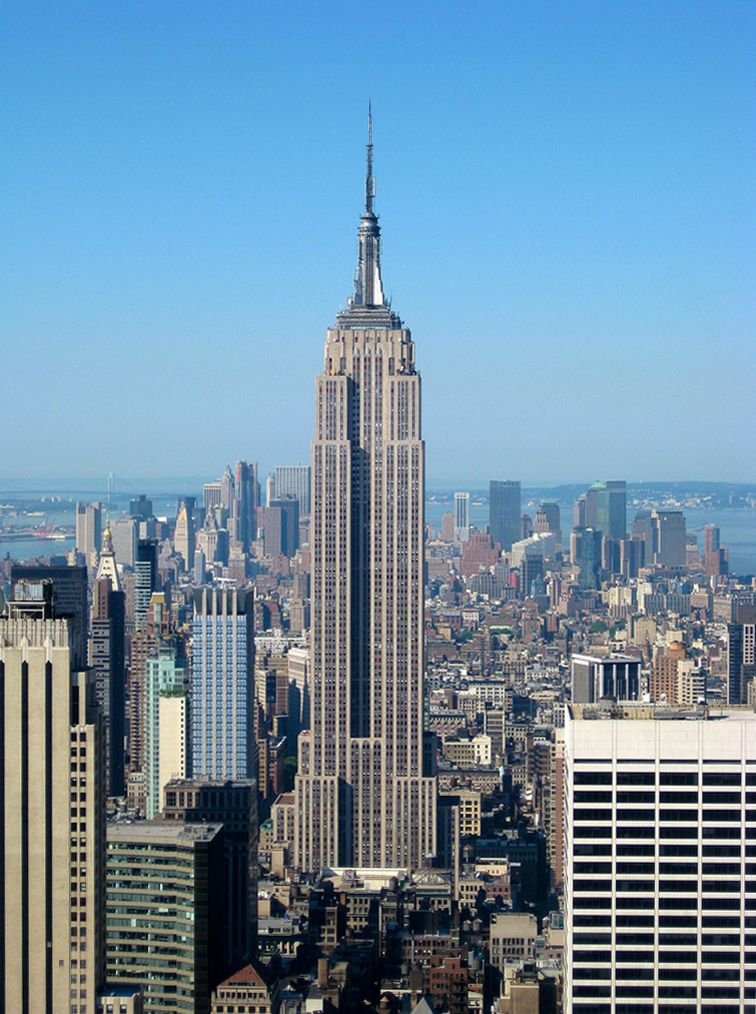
[294,115,436,871]
[489,913,538,972]
[0,609,105,1013]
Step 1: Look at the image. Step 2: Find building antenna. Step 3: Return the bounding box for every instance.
[365,100,375,215]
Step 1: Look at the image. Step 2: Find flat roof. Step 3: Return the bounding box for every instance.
[568,703,756,722]
[107,819,223,843]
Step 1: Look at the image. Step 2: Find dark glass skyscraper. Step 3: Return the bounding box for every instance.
[489,480,521,551]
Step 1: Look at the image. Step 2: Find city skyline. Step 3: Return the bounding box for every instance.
[2,5,756,1007]
[2,2,754,481]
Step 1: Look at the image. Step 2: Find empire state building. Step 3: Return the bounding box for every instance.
[294,114,437,871]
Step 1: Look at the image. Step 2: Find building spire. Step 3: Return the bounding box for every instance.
[365,100,375,215]
[96,517,121,591]
[351,103,385,309]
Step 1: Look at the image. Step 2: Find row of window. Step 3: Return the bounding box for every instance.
[575,770,756,786]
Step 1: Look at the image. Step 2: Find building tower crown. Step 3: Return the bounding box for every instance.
[338,105,401,328]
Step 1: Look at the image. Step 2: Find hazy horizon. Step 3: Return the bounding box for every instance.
[1,474,754,494]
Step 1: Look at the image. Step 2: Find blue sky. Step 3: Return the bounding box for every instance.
[1,1,754,483]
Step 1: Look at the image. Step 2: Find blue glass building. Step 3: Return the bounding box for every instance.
[191,587,254,779]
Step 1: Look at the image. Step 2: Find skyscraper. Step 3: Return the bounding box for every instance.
[294,113,436,871]
[231,461,259,552]
[126,591,172,813]
[271,464,311,516]
[727,603,756,704]
[191,587,255,781]
[263,497,300,557]
[133,538,158,631]
[652,509,686,568]
[564,701,756,1012]
[11,563,88,669]
[703,523,728,577]
[174,496,196,570]
[91,525,126,797]
[605,480,627,541]
[75,500,102,564]
[534,501,561,544]
[453,491,471,543]
[570,526,602,589]
[0,579,106,1012]
[577,480,626,575]
[163,778,259,968]
[105,822,224,1011]
[144,643,188,818]
[489,480,521,551]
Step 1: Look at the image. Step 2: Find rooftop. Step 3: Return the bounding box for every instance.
[107,818,223,843]
[569,702,756,722]
[216,962,268,989]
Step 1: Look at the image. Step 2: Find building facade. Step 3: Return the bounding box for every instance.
[127,592,172,812]
[91,526,126,797]
[294,114,436,871]
[564,702,756,1013]
[0,598,105,1013]
[105,822,224,1013]
[570,653,641,703]
[144,644,187,818]
[489,480,521,551]
[453,491,471,544]
[174,497,196,570]
[191,587,255,781]
[652,510,686,568]
[271,464,310,516]
[76,500,103,564]
[163,778,259,969]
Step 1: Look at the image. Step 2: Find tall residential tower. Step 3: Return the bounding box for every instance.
[294,113,436,871]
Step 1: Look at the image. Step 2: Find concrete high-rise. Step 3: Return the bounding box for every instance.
[489,480,521,551]
[173,496,196,570]
[75,500,103,564]
[110,516,137,568]
[11,563,88,669]
[652,509,686,568]
[453,491,471,543]
[191,587,254,781]
[144,644,188,818]
[163,778,258,968]
[727,603,756,705]
[263,497,299,557]
[570,652,641,703]
[294,113,436,871]
[126,591,172,813]
[105,822,224,1013]
[271,464,311,516]
[0,581,106,1013]
[534,501,561,544]
[564,702,756,1012]
[703,523,728,577]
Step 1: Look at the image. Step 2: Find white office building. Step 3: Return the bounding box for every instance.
[564,701,756,1014]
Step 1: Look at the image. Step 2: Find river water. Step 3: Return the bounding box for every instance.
[2,490,754,576]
